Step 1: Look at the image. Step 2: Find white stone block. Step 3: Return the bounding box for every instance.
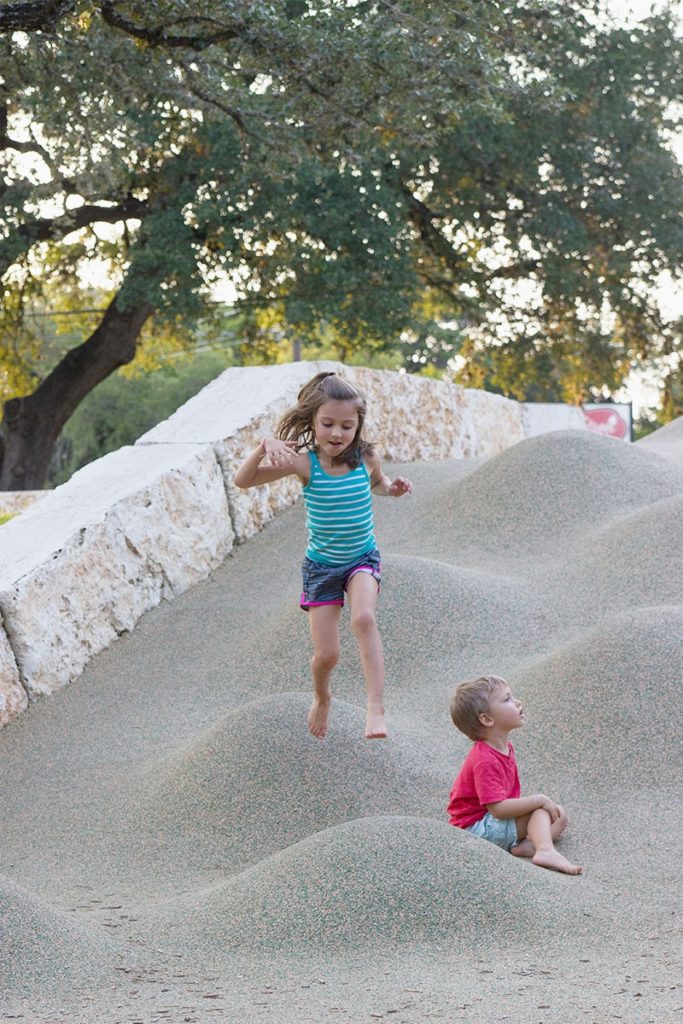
[0,620,27,726]
[138,362,472,541]
[523,402,586,438]
[0,491,49,517]
[138,361,343,542]
[0,444,232,698]
[346,368,467,461]
[137,361,341,445]
[461,390,526,457]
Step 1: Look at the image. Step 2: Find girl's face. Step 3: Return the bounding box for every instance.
[313,399,360,460]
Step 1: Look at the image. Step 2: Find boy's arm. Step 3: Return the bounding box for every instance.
[367,450,413,497]
[486,793,561,823]
[234,439,309,489]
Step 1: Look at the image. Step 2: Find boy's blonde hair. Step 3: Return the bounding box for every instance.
[450,675,508,741]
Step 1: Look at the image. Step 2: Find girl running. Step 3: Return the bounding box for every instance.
[234,371,413,740]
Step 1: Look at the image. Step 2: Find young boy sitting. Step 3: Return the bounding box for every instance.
[447,674,582,875]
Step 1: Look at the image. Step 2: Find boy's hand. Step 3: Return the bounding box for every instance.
[537,795,561,822]
[388,476,413,497]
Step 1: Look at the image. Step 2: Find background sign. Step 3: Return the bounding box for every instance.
[582,403,632,442]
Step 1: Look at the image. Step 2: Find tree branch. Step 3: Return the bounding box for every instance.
[0,196,148,278]
[0,1,76,33]
[176,65,295,150]
[99,3,240,50]
[0,1,240,48]
[0,290,154,488]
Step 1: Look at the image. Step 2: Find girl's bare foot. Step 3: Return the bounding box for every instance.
[308,697,331,739]
[365,706,387,739]
[511,838,535,859]
[532,849,583,875]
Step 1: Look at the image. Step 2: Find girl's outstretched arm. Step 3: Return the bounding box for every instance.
[366,451,413,497]
[234,438,309,489]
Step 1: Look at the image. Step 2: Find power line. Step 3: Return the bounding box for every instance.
[26,308,107,317]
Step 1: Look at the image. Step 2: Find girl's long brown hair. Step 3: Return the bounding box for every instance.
[277,372,374,468]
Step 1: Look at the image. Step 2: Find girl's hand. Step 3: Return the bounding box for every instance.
[262,438,297,467]
[388,476,413,497]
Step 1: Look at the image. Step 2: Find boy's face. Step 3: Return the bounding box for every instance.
[481,682,525,732]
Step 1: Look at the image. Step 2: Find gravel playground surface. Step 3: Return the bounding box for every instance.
[1,427,682,1023]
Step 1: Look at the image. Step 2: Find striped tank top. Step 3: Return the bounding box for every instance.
[303,451,376,566]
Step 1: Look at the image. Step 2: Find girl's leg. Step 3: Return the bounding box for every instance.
[346,571,387,739]
[307,604,342,738]
[525,808,582,874]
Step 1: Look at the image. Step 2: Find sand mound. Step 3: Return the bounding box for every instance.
[134,816,588,960]
[240,553,532,702]
[381,554,525,660]
[1,425,681,1020]
[554,493,683,617]
[425,429,683,560]
[111,693,443,874]
[637,413,683,462]
[0,875,117,999]
[514,606,683,787]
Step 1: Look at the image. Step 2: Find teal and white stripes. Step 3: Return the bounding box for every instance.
[303,451,376,565]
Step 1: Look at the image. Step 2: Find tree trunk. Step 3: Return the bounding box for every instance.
[0,295,153,490]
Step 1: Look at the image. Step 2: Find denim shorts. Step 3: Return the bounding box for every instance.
[300,548,381,609]
[466,812,519,852]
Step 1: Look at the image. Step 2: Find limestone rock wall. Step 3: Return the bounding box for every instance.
[0,443,232,716]
[0,617,26,723]
[138,361,548,543]
[0,491,48,517]
[0,361,587,726]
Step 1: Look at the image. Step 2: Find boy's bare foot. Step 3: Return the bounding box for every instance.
[511,838,534,859]
[365,706,387,739]
[308,697,331,739]
[532,849,583,875]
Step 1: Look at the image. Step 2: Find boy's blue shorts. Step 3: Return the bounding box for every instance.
[466,812,519,852]
[300,549,381,610]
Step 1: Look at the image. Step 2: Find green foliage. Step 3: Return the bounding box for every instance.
[0,279,199,405]
[402,4,683,400]
[660,353,683,423]
[1,0,681,419]
[633,412,659,441]
[454,314,635,405]
[49,348,236,484]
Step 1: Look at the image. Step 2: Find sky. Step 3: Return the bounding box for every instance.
[607,0,681,23]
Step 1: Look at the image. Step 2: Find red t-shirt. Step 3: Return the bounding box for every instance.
[447,740,520,828]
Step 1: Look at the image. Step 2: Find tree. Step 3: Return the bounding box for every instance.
[1,0,514,486]
[395,4,683,403]
[50,347,238,485]
[1,2,681,487]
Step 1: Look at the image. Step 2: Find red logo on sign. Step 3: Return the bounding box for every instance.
[583,407,628,439]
